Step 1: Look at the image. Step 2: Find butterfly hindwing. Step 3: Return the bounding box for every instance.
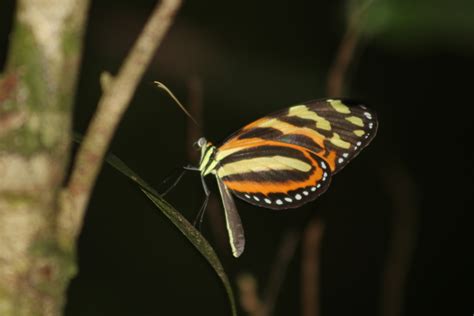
[214,143,332,210]
[219,99,378,174]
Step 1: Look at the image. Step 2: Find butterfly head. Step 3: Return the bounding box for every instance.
[197,137,218,176]
[196,137,207,148]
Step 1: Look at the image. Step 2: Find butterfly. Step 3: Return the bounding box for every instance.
[188,98,377,257]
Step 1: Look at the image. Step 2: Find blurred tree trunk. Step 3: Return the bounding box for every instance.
[0,0,89,315]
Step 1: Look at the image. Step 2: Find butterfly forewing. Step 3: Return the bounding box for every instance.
[219,99,378,174]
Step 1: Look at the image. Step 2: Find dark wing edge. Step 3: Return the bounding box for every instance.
[303,98,379,173]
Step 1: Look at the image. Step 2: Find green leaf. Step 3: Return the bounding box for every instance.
[73,134,237,316]
[361,0,474,50]
[141,190,237,316]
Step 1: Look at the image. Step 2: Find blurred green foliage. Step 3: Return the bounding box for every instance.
[361,0,474,50]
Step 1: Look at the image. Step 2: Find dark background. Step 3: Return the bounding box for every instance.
[1,0,473,315]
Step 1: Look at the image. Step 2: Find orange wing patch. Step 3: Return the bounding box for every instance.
[222,149,324,195]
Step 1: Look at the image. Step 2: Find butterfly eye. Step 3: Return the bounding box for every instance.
[196,137,207,149]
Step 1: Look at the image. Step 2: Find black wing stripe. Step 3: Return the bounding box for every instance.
[278,134,324,152]
[238,127,284,140]
[222,168,313,183]
[219,145,309,165]
[222,152,333,210]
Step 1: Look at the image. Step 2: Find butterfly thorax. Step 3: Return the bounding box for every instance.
[197,137,219,176]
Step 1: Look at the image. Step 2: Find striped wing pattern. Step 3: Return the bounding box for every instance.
[215,142,331,209]
[214,99,378,210]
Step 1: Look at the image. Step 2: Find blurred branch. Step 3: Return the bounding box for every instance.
[327,0,374,96]
[308,5,373,308]
[297,2,375,315]
[237,230,301,316]
[236,231,300,316]
[301,219,325,316]
[62,0,182,245]
[237,273,266,316]
[262,229,301,315]
[380,163,419,316]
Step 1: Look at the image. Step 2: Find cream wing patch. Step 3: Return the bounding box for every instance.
[217,155,312,178]
[287,105,332,131]
[327,99,351,113]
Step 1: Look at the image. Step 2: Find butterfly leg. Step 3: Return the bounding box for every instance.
[193,175,210,229]
[159,164,198,196]
[183,165,200,171]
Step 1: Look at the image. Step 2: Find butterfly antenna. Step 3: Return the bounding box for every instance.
[154,81,200,127]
